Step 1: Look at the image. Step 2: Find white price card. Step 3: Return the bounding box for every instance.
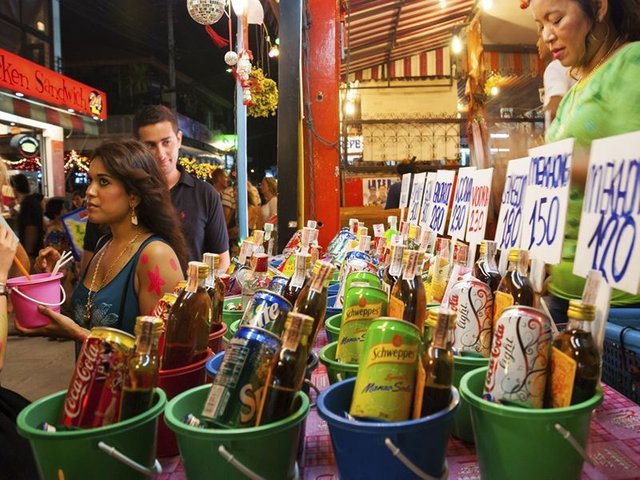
[447,167,476,240]
[574,131,640,294]
[494,157,529,252]
[466,168,494,244]
[521,139,574,265]
[399,173,413,209]
[419,172,437,229]
[427,170,456,234]
[407,172,427,225]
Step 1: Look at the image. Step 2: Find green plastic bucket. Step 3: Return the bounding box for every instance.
[223,296,244,329]
[451,356,488,443]
[460,367,603,480]
[318,341,358,384]
[17,389,166,480]
[165,384,309,480]
[324,313,341,343]
[229,319,241,338]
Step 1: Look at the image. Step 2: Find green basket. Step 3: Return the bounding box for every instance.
[222,296,244,331]
[318,341,358,384]
[460,367,603,480]
[17,389,166,480]
[164,384,309,480]
[451,356,489,442]
[324,313,342,343]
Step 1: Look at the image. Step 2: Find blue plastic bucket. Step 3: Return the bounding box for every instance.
[325,294,341,319]
[317,378,459,480]
[328,283,339,296]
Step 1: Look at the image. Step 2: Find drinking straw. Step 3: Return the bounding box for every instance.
[13,256,31,281]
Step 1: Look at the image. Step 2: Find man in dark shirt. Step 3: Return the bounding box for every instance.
[83,106,230,271]
[10,174,43,261]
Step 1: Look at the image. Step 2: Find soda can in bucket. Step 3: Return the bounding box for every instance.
[201,326,281,428]
[336,286,388,364]
[344,270,381,292]
[7,272,66,328]
[61,327,135,428]
[240,289,292,336]
[350,318,421,422]
[267,276,289,296]
[484,306,552,408]
[449,279,493,357]
[334,251,374,308]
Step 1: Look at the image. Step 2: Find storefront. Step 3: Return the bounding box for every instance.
[0,47,106,196]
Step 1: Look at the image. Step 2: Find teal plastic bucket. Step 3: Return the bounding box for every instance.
[324,313,341,343]
[317,378,460,480]
[460,367,603,480]
[17,389,166,480]
[318,341,358,384]
[451,355,488,442]
[164,384,309,480]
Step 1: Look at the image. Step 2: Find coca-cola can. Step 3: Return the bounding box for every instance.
[449,279,493,357]
[483,306,552,408]
[61,327,135,428]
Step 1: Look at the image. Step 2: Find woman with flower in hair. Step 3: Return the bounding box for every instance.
[527,0,640,321]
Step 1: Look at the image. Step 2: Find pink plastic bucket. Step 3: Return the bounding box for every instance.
[208,322,227,353]
[7,273,65,328]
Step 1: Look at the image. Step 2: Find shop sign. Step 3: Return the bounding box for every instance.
[521,139,574,265]
[466,168,494,244]
[448,166,476,240]
[0,48,107,120]
[494,157,529,254]
[406,172,426,225]
[574,131,640,295]
[427,170,455,234]
[347,135,364,154]
[419,172,437,229]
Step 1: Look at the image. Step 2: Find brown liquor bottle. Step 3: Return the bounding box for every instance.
[420,308,455,416]
[547,300,600,407]
[161,262,212,370]
[389,249,427,333]
[256,313,314,425]
[283,252,312,305]
[120,316,162,420]
[473,240,501,293]
[381,236,404,299]
[493,248,534,326]
[293,260,336,345]
[203,253,224,327]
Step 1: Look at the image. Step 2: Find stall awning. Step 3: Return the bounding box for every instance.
[0,93,99,136]
[483,50,546,78]
[348,47,452,81]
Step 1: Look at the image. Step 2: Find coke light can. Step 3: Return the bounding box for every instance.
[484,306,552,408]
[449,279,493,357]
[61,327,135,428]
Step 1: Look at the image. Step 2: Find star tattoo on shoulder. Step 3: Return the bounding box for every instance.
[147,264,166,296]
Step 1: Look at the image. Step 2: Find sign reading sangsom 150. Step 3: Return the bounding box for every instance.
[0,48,107,120]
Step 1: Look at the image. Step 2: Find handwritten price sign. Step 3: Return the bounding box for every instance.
[574,131,640,294]
[448,167,476,240]
[427,170,455,234]
[399,173,413,209]
[407,172,427,225]
[521,139,574,265]
[466,168,494,244]
[494,158,529,252]
[419,172,437,228]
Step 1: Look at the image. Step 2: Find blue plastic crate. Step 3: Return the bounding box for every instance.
[606,307,640,328]
[603,322,640,403]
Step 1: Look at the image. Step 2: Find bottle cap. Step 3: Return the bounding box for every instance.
[307,220,318,229]
[285,312,314,336]
[479,240,496,255]
[264,223,274,233]
[508,248,521,262]
[250,253,269,273]
[202,252,220,270]
[568,300,596,321]
[134,315,163,337]
[427,306,439,327]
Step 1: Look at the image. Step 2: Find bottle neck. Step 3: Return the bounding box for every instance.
[432,320,451,349]
[282,326,309,351]
[187,274,206,292]
[136,326,160,356]
[567,318,593,333]
[206,267,218,287]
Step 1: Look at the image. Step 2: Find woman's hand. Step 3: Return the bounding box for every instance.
[15,306,89,342]
[34,247,61,274]
[0,226,18,282]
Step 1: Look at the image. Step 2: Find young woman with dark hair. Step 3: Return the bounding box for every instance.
[20,140,187,339]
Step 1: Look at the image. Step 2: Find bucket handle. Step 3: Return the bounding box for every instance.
[10,283,66,307]
[304,379,321,408]
[97,441,162,477]
[554,423,595,467]
[384,438,447,480]
[218,445,266,480]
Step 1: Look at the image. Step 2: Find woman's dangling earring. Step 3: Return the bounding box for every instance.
[130,205,138,225]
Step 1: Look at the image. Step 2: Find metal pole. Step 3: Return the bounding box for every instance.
[236,16,249,241]
[168,0,177,110]
[51,0,62,72]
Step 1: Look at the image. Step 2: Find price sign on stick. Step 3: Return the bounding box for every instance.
[399,173,413,209]
[407,172,427,225]
[574,131,640,294]
[466,168,494,244]
[494,157,529,252]
[427,170,455,234]
[448,167,476,240]
[521,139,574,264]
[419,172,437,229]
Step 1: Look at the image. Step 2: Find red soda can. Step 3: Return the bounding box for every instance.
[449,278,493,357]
[484,306,552,408]
[61,327,135,428]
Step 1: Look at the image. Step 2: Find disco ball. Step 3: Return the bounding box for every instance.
[187,0,226,25]
[224,51,239,66]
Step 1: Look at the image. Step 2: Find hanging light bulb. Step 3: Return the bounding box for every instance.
[482,0,493,11]
[451,35,463,54]
[491,86,500,96]
[268,45,280,58]
[345,101,356,116]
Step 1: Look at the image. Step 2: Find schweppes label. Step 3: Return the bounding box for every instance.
[367,342,418,366]
[343,302,384,324]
